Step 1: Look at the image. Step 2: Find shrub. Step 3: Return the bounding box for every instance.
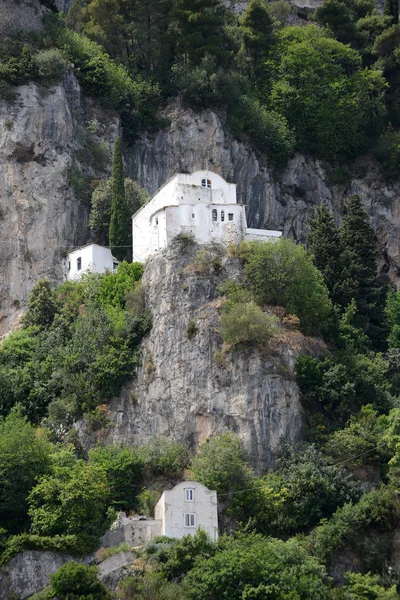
[160,530,215,581]
[186,532,331,600]
[186,320,198,339]
[219,301,278,347]
[324,405,389,467]
[242,238,332,333]
[33,49,67,82]
[49,562,111,599]
[229,95,295,168]
[139,437,191,479]
[309,488,396,561]
[269,444,362,532]
[1,533,98,565]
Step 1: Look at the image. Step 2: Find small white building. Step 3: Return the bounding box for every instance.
[65,243,119,280]
[132,170,281,262]
[154,481,218,542]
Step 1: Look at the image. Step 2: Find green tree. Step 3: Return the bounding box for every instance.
[171,0,231,66]
[190,433,252,496]
[186,532,331,600]
[109,137,129,261]
[340,195,387,344]
[28,455,109,536]
[269,26,387,160]
[90,177,150,244]
[88,446,144,510]
[0,409,53,533]
[240,0,274,81]
[22,279,57,328]
[49,561,111,599]
[307,204,352,307]
[242,238,332,333]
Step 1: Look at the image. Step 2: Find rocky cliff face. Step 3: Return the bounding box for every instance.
[106,239,325,471]
[0,74,118,335]
[127,102,400,286]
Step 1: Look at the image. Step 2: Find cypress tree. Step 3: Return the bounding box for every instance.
[307,204,354,308]
[109,137,129,262]
[241,0,274,80]
[339,195,387,346]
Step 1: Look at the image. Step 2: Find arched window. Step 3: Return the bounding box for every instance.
[202,178,212,189]
[212,209,218,221]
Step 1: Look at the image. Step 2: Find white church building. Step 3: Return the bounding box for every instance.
[132,170,281,262]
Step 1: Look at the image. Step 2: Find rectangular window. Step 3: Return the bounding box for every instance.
[192,213,195,219]
[77,257,81,270]
[228,213,234,221]
[68,261,71,272]
[212,209,218,222]
[185,488,194,501]
[113,262,118,270]
[184,513,196,527]
[221,210,225,222]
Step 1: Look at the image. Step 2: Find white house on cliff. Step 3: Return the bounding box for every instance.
[132,170,281,262]
[155,481,219,541]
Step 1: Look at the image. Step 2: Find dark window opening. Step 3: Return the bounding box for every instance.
[68,261,71,272]
[192,213,195,219]
[202,178,212,189]
[228,213,234,221]
[155,217,158,225]
[221,210,225,222]
[212,209,218,221]
[77,257,81,270]
[113,262,118,270]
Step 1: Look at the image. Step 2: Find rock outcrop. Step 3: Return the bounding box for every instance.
[0,0,46,36]
[127,103,400,286]
[106,240,325,471]
[0,550,74,599]
[0,74,118,335]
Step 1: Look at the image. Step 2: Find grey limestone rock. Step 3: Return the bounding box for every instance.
[106,240,325,471]
[0,550,73,599]
[0,74,118,336]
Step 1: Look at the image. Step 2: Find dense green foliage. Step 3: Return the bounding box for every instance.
[109,137,130,261]
[186,533,331,600]
[0,263,149,421]
[49,561,111,599]
[219,301,278,347]
[0,410,52,534]
[242,237,331,333]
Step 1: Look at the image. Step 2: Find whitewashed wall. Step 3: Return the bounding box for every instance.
[154,481,218,542]
[66,244,118,280]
